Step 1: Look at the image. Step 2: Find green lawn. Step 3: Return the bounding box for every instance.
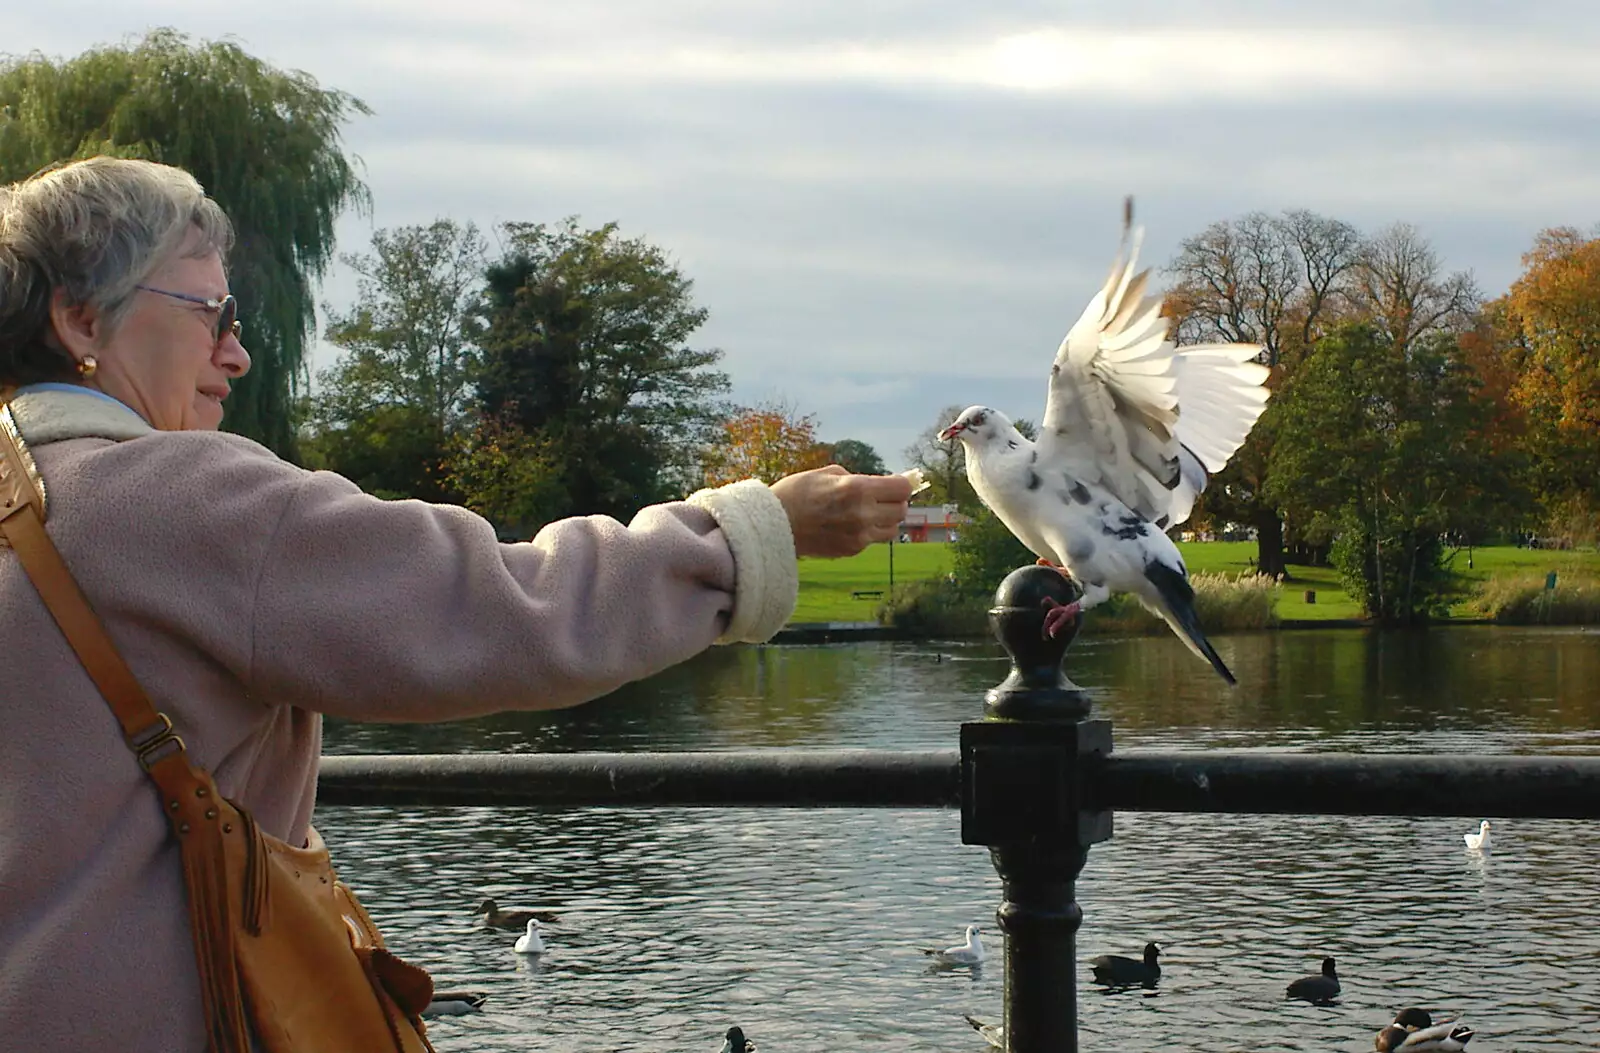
[792,541,1600,625]
[793,542,950,622]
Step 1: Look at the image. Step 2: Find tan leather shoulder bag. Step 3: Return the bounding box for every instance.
[1,405,437,1053]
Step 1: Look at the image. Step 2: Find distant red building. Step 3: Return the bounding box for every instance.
[899,504,969,543]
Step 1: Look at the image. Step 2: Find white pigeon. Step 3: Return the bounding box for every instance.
[1463,820,1491,851]
[923,925,984,967]
[513,918,545,955]
[939,200,1270,683]
[718,1025,757,1053]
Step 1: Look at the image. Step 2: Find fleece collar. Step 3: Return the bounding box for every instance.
[8,388,155,446]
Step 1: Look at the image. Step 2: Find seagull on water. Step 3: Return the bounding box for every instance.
[513,918,546,955]
[1463,820,1491,851]
[923,925,984,967]
[939,199,1271,684]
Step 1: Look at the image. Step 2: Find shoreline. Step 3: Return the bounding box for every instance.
[769,616,1520,644]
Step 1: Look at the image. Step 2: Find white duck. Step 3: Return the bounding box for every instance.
[1462,820,1491,851]
[513,918,545,955]
[923,925,984,967]
[939,199,1270,683]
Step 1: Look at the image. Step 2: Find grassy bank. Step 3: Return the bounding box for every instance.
[1469,569,1600,624]
[793,541,1600,628]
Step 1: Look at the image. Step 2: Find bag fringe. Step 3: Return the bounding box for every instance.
[238,807,270,936]
[175,809,252,1053]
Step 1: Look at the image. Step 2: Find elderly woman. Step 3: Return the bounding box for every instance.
[0,157,911,1052]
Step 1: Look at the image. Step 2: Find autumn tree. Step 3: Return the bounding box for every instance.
[1489,227,1600,544]
[828,438,887,476]
[701,403,832,486]
[304,220,486,500]
[0,30,369,456]
[473,218,729,519]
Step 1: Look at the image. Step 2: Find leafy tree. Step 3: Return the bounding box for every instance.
[702,403,832,486]
[1266,324,1518,623]
[304,220,486,500]
[474,218,729,519]
[0,29,370,456]
[903,404,975,509]
[948,506,1034,598]
[300,402,447,501]
[828,438,887,476]
[441,416,568,538]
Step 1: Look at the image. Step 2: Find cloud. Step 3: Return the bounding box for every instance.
[366,25,1600,104]
[10,2,1600,470]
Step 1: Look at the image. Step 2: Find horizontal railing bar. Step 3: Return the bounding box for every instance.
[317,750,961,808]
[316,750,1600,818]
[1098,752,1600,819]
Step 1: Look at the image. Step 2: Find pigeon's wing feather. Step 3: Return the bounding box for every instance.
[1161,345,1271,526]
[1171,345,1272,472]
[1037,225,1182,522]
[1037,224,1269,527]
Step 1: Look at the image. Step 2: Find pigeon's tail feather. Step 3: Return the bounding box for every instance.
[1142,560,1237,685]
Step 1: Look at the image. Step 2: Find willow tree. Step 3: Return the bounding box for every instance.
[0,29,369,456]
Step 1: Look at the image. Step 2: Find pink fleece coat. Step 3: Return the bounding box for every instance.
[0,387,798,1052]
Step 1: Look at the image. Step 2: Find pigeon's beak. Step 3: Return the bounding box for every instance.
[938,423,963,441]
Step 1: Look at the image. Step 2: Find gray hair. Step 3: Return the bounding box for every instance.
[0,157,235,386]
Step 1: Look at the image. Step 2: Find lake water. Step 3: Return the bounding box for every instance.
[317,626,1600,1052]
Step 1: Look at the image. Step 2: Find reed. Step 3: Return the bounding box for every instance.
[1470,571,1600,625]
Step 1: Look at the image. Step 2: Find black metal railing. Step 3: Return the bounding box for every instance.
[319,567,1600,1052]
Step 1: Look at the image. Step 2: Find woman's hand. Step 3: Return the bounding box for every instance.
[769,465,914,559]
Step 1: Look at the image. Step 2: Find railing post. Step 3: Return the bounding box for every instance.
[961,566,1113,1053]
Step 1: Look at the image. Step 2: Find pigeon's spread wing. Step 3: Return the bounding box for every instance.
[1166,344,1272,523]
[1037,220,1269,528]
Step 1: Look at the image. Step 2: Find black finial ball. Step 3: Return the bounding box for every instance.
[985,565,1090,720]
[991,565,1084,652]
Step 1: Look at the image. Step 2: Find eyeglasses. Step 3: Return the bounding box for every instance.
[135,285,242,345]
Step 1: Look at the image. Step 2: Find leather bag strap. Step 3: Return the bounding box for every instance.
[0,406,183,765]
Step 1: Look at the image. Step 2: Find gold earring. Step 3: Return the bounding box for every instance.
[77,355,98,378]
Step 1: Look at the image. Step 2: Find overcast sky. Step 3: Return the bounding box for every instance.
[13,3,1600,467]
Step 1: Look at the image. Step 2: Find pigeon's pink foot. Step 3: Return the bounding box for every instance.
[1040,597,1081,639]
